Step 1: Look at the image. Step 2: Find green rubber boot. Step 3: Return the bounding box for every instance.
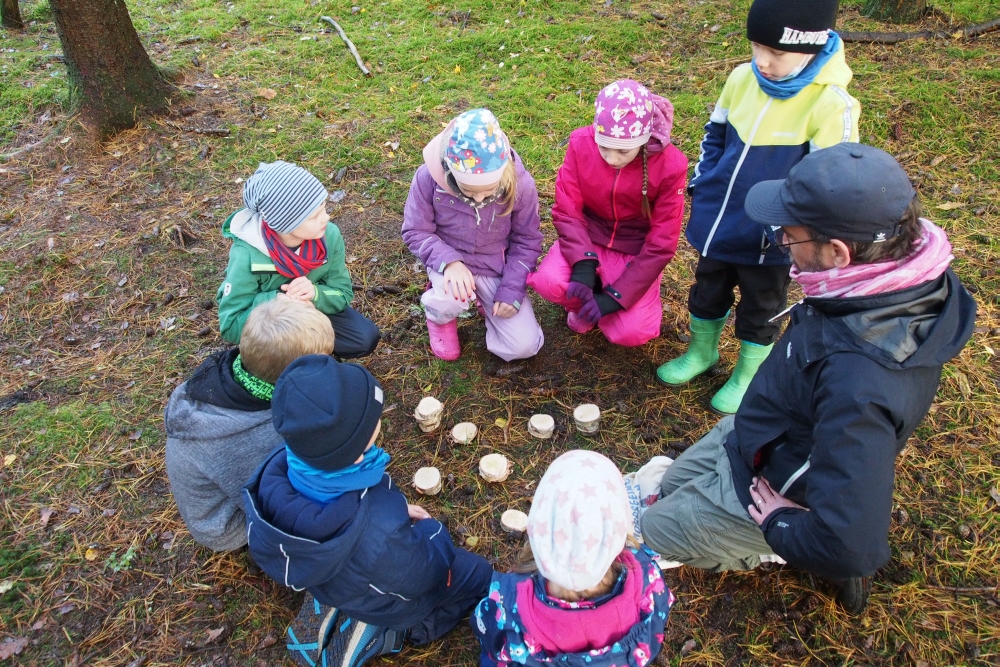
[656,313,728,386]
[710,340,774,415]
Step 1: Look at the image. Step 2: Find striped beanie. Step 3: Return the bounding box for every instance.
[527,450,631,592]
[243,161,329,234]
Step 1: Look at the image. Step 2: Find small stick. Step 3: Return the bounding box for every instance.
[320,16,371,76]
[460,10,471,34]
[182,127,231,136]
[841,18,1000,44]
[927,584,999,593]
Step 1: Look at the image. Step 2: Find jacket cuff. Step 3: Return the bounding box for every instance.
[493,284,526,308]
[569,258,598,289]
[594,292,623,316]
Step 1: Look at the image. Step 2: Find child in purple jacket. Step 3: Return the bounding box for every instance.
[402,109,545,362]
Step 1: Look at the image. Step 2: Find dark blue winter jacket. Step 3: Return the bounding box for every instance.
[726,269,975,578]
[242,447,458,630]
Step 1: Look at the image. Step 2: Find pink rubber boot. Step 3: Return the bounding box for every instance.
[566,310,596,335]
[426,319,461,361]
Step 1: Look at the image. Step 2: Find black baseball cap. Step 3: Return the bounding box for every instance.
[745,143,916,243]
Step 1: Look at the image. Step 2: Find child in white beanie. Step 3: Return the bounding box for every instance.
[470,451,675,667]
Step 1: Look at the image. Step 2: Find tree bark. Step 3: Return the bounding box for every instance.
[2,0,25,30]
[862,0,928,23]
[48,0,175,138]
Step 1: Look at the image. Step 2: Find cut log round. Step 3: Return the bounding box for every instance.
[501,509,528,534]
[413,467,442,495]
[414,396,444,432]
[527,414,555,439]
[451,422,478,444]
[573,403,601,434]
[479,453,510,482]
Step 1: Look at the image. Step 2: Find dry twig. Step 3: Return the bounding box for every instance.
[842,17,1000,44]
[319,16,371,76]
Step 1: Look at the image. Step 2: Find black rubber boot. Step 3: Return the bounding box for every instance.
[836,576,871,615]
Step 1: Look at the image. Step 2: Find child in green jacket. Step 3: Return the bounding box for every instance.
[217,161,380,358]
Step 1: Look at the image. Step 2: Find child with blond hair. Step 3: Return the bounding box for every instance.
[471,451,674,667]
[402,108,544,362]
[165,298,334,551]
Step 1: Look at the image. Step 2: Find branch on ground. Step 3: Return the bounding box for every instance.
[842,17,1000,44]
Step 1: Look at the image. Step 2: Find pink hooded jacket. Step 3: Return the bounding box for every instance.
[552,127,688,310]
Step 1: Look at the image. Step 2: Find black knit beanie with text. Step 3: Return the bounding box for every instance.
[746,0,839,54]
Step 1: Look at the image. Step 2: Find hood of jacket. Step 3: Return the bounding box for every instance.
[811,40,853,88]
[164,349,272,441]
[798,268,975,369]
[223,209,269,255]
[243,448,370,589]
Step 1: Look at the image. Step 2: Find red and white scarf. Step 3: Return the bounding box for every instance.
[792,219,953,298]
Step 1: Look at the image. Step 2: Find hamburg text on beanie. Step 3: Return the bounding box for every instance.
[243,161,329,234]
[271,355,385,471]
[746,0,840,54]
[444,109,511,186]
[526,450,632,592]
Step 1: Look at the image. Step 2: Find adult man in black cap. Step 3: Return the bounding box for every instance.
[640,143,975,612]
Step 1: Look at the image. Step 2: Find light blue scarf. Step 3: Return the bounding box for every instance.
[286,445,390,504]
[751,31,841,100]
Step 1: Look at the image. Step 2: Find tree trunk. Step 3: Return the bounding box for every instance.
[862,0,928,23]
[2,0,25,30]
[48,0,175,138]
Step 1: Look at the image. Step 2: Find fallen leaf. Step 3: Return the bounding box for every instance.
[990,486,1000,507]
[160,531,176,551]
[494,417,508,428]
[680,638,697,656]
[128,430,143,441]
[30,618,46,631]
[2,454,15,467]
[47,237,55,250]
[984,345,995,356]
[85,548,99,561]
[0,637,28,660]
[929,155,947,167]
[936,202,966,210]
[952,371,971,399]
[39,507,55,527]
[256,87,278,100]
[0,580,14,594]
[57,603,76,615]
[255,633,277,650]
[453,64,461,74]
[464,536,479,547]
[102,509,116,517]
[206,627,225,642]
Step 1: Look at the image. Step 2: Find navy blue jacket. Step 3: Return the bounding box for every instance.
[243,448,458,630]
[726,269,975,578]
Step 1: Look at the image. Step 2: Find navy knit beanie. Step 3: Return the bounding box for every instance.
[746,0,839,54]
[243,161,329,234]
[272,355,384,471]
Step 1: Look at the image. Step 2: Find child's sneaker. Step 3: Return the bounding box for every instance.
[286,594,338,667]
[323,616,406,667]
[426,319,460,360]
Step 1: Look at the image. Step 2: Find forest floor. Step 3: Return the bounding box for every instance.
[1,0,999,664]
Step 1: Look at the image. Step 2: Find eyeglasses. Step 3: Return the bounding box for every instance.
[772,228,815,255]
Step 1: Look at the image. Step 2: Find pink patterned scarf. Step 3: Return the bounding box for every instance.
[792,219,953,298]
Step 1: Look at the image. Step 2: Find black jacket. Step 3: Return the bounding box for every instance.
[726,269,975,578]
[242,448,459,630]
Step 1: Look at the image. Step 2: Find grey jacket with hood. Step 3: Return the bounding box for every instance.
[164,348,281,551]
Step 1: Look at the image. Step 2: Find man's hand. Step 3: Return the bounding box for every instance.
[443,261,476,302]
[407,504,431,522]
[748,476,807,526]
[492,302,517,319]
[281,276,316,301]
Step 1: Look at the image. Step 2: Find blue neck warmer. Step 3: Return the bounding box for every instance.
[751,31,841,100]
[286,445,391,504]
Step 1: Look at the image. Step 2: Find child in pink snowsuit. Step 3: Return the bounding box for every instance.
[528,80,688,347]
[402,109,545,362]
